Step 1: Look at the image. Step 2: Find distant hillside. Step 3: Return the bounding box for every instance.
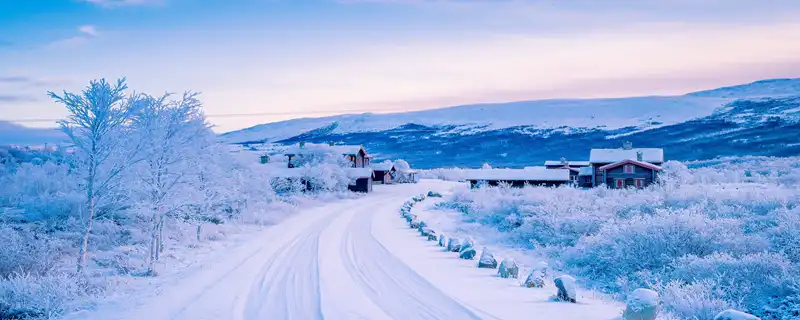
[220,79,800,169]
[0,121,66,146]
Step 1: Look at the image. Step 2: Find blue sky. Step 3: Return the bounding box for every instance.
[2,0,800,132]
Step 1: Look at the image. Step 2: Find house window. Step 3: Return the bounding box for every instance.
[624,164,635,173]
[615,179,625,188]
[635,179,644,189]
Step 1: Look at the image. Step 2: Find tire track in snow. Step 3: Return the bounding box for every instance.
[340,205,483,320]
[242,214,336,320]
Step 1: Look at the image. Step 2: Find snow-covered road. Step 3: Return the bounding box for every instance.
[77,180,622,320]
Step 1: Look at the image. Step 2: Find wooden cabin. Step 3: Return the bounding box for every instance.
[464,168,571,188]
[284,142,371,168]
[346,168,374,193]
[370,162,396,184]
[589,142,663,189]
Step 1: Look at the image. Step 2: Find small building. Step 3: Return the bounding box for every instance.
[371,161,396,184]
[464,167,571,188]
[589,142,663,189]
[346,168,374,193]
[577,167,594,188]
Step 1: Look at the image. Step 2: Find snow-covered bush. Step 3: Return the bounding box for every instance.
[437,157,800,319]
[0,227,64,277]
[0,273,106,320]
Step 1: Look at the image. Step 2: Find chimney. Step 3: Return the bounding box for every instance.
[623,141,633,150]
[560,157,567,165]
[636,151,643,161]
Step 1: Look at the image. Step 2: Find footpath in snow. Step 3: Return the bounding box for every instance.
[71,180,622,320]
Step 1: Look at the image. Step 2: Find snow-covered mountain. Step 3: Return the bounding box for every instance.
[221,79,800,168]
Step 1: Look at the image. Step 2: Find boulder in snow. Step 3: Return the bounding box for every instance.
[622,288,659,320]
[523,261,549,288]
[438,234,447,247]
[427,191,443,198]
[459,247,477,259]
[410,220,420,229]
[478,248,497,269]
[460,237,475,252]
[423,228,437,240]
[554,275,577,303]
[713,310,760,320]
[447,238,461,252]
[498,258,519,278]
[417,221,427,233]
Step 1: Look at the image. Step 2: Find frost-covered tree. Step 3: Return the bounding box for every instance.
[127,91,213,274]
[49,78,142,273]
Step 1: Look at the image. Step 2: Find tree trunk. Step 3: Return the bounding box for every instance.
[158,217,165,254]
[196,224,202,242]
[76,196,96,274]
[147,213,159,275]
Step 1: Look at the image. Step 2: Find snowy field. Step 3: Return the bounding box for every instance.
[424,158,800,320]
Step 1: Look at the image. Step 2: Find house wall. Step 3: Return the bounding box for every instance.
[592,163,608,187]
[373,170,390,184]
[348,177,372,192]
[578,175,593,188]
[601,165,656,189]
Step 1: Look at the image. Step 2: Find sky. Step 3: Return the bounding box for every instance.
[1,0,800,133]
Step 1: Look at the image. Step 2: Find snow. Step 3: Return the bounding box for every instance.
[597,159,663,171]
[687,78,800,99]
[543,160,590,166]
[625,288,659,311]
[266,167,306,178]
[221,79,800,145]
[284,143,364,156]
[345,167,373,179]
[578,166,593,176]
[63,180,624,320]
[220,96,734,144]
[370,161,395,171]
[589,148,664,163]
[462,167,571,181]
[713,309,761,320]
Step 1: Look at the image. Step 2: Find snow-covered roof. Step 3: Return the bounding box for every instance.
[284,143,365,156]
[578,166,594,176]
[589,148,664,163]
[543,160,591,167]
[371,162,395,171]
[598,159,663,172]
[463,168,570,181]
[346,168,374,179]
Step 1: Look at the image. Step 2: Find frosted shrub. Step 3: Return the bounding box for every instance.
[437,157,800,318]
[0,273,106,320]
[566,213,768,284]
[0,227,62,277]
[669,252,796,313]
[656,279,734,320]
